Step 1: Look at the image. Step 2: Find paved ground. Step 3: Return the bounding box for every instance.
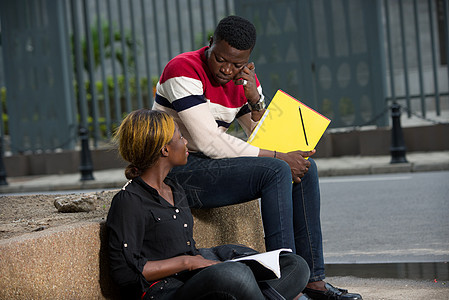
[320,171,449,264]
[315,276,449,300]
[1,151,449,299]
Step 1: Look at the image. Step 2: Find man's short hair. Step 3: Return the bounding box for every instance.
[213,15,256,51]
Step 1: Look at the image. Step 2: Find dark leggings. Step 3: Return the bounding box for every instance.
[174,253,310,300]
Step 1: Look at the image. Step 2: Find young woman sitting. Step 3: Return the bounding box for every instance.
[107,109,310,299]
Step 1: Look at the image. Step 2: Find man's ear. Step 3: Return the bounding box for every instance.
[161,146,169,157]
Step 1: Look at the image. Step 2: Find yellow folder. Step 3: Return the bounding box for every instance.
[247,90,331,153]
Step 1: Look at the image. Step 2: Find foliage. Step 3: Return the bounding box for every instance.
[71,19,136,75]
[72,74,159,139]
[339,97,355,116]
[195,29,214,49]
[68,19,148,139]
[338,97,355,125]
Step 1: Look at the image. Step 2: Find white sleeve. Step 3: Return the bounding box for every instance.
[179,104,259,158]
[156,77,260,159]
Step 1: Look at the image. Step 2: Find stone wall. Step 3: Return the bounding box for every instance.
[0,200,265,299]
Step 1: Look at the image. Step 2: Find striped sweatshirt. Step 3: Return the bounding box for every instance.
[153,46,262,159]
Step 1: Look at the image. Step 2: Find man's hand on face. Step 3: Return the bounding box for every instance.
[234,62,260,103]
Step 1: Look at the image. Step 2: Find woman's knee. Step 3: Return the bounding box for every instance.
[281,253,310,288]
[266,253,310,298]
[202,262,263,298]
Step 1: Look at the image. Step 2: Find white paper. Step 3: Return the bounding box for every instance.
[229,248,292,279]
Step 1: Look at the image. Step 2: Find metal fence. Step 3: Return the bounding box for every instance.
[0,0,448,154]
[383,0,449,120]
[67,0,235,147]
[0,0,234,154]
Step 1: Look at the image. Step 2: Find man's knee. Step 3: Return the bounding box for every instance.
[267,157,292,180]
[307,157,318,175]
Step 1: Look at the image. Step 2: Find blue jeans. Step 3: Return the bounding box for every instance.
[169,154,325,282]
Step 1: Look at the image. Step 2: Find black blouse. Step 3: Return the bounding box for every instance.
[106,176,199,293]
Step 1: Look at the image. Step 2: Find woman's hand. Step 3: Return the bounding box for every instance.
[277,150,316,183]
[142,255,220,281]
[187,255,221,271]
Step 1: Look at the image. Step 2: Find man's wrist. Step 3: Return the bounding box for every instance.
[248,94,265,111]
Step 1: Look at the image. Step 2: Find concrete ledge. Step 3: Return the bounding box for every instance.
[0,220,116,299]
[371,163,413,174]
[0,200,265,299]
[412,161,449,172]
[0,179,127,194]
[315,152,449,177]
[191,200,265,252]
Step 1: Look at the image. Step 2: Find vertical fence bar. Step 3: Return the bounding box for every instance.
[0,141,7,185]
[130,0,143,108]
[70,0,88,129]
[225,0,231,16]
[0,89,5,149]
[141,0,154,108]
[212,0,217,25]
[188,0,195,50]
[444,0,449,88]
[152,0,162,74]
[343,0,352,49]
[107,0,121,123]
[176,0,184,53]
[164,0,172,59]
[323,1,339,119]
[384,0,396,102]
[200,0,206,45]
[95,0,112,137]
[0,88,7,185]
[118,0,131,112]
[399,0,411,117]
[428,0,441,116]
[71,0,95,179]
[83,0,100,146]
[0,16,6,161]
[413,0,426,117]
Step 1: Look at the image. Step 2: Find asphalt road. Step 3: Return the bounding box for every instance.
[5,170,448,266]
[4,169,448,265]
[319,170,449,264]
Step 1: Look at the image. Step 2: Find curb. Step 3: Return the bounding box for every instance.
[318,162,448,177]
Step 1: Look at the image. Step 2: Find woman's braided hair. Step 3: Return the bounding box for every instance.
[114,109,175,179]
